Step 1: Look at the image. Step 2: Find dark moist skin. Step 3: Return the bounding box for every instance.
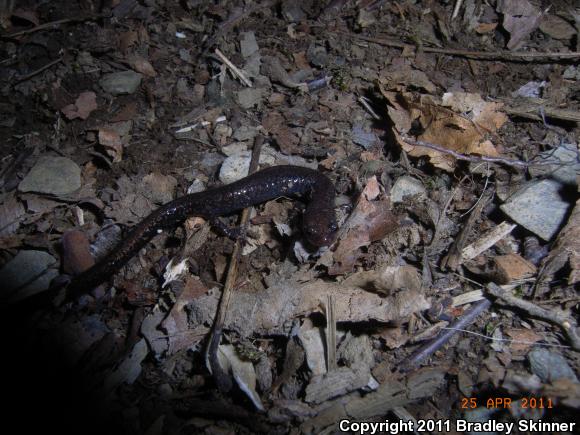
[68,165,337,295]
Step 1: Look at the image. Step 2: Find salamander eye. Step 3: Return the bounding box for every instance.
[329,223,338,232]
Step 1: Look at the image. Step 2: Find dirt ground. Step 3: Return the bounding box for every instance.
[1,0,579,434]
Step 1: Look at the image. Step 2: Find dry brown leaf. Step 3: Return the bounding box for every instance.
[493,253,537,284]
[330,177,399,274]
[441,92,507,131]
[0,234,24,249]
[503,328,543,353]
[119,30,139,53]
[160,277,209,355]
[111,101,138,122]
[293,51,310,70]
[344,265,422,295]
[543,378,580,408]
[381,87,507,172]
[98,128,123,162]
[0,192,25,236]
[475,22,498,34]
[498,0,543,50]
[141,172,177,204]
[61,91,97,120]
[127,55,157,77]
[380,68,437,94]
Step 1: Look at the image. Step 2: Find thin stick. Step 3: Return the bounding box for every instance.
[441,327,570,348]
[214,48,252,87]
[461,221,517,263]
[334,31,580,62]
[401,136,564,168]
[486,283,580,351]
[15,56,63,82]
[452,0,464,20]
[2,14,108,38]
[207,135,264,391]
[358,96,381,120]
[325,294,337,371]
[400,297,492,372]
[504,105,580,123]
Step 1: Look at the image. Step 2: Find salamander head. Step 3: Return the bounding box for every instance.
[302,210,338,247]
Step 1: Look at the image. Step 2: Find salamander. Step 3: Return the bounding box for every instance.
[67,165,337,295]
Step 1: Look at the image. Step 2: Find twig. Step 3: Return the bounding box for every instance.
[14,56,63,82]
[459,163,489,218]
[325,294,337,371]
[334,31,580,62]
[214,48,252,87]
[358,96,381,120]
[207,135,265,391]
[2,14,108,39]
[504,104,580,124]
[440,189,495,271]
[452,0,464,20]
[430,173,467,251]
[441,327,570,348]
[486,283,580,351]
[400,297,492,372]
[400,136,564,168]
[460,221,517,263]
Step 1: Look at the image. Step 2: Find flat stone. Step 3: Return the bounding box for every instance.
[243,53,262,78]
[391,176,427,203]
[240,31,259,58]
[0,250,58,300]
[500,179,570,241]
[528,142,579,186]
[19,156,81,195]
[281,2,305,22]
[306,45,329,68]
[563,65,580,80]
[99,70,143,95]
[237,88,264,109]
[528,348,578,383]
[233,125,257,142]
[351,123,379,149]
[219,151,274,184]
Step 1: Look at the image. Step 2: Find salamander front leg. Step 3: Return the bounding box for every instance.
[209,217,246,240]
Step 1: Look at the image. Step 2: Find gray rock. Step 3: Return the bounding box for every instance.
[528,348,578,383]
[563,65,580,80]
[240,31,259,58]
[500,179,570,241]
[351,123,379,149]
[19,156,81,195]
[233,125,257,142]
[281,2,305,22]
[528,142,579,186]
[0,250,58,300]
[307,45,329,68]
[219,151,274,184]
[391,176,427,203]
[200,152,224,171]
[237,88,264,109]
[243,53,262,78]
[99,70,143,95]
